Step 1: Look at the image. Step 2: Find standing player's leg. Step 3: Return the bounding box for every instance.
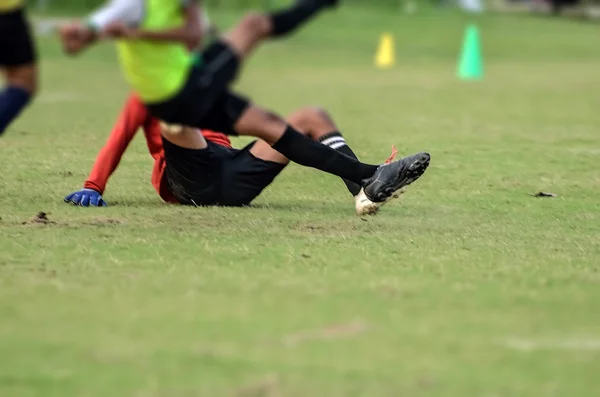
[0,6,38,136]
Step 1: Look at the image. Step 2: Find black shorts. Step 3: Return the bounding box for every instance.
[0,8,37,67]
[162,138,286,207]
[147,41,249,136]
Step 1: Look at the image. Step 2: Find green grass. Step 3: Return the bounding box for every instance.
[2,8,600,397]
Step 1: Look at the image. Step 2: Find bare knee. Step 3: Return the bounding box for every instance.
[239,13,271,39]
[4,65,38,95]
[286,106,335,136]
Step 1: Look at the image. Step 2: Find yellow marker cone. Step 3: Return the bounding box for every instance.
[375,33,395,69]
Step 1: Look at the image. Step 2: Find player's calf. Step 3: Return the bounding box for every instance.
[287,106,362,192]
[0,65,37,135]
[269,0,338,37]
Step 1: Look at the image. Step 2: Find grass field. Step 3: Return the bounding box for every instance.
[1,8,600,397]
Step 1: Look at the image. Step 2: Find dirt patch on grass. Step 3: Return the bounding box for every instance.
[23,266,58,277]
[20,213,124,228]
[22,212,56,226]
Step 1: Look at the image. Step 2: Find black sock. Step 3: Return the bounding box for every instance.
[318,132,362,196]
[272,126,379,184]
[0,86,31,136]
[269,0,330,37]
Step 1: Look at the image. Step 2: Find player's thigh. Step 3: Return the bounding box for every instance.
[179,42,243,126]
[195,91,250,136]
[0,8,37,91]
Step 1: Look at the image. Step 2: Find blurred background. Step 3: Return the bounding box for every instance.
[26,0,600,18]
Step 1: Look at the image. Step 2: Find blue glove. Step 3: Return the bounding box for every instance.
[64,188,107,207]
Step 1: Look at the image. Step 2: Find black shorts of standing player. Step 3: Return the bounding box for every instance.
[146,41,247,136]
[0,7,37,67]
[162,138,285,207]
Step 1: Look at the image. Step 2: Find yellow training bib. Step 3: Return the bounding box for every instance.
[116,0,193,103]
[0,0,23,12]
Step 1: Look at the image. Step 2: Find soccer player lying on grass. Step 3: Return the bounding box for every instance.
[64,94,401,215]
[58,0,430,209]
[0,0,38,136]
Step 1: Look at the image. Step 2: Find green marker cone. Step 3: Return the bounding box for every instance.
[458,24,483,80]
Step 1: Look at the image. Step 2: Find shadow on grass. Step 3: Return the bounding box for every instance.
[109,198,352,215]
[249,202,352,215]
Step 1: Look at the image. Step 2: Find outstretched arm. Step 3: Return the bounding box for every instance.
[58,0,143,54]
[65,95,149,206]
[58,0,204,54]
[84,95,150,193]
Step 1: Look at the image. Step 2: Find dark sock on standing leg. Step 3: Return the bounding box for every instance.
[272,126,378,184]
[269,0,331,37]
[0,86,32,136]
[318,132,363,196]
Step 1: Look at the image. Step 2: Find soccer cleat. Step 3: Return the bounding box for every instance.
[355,187,406,216]
[355,188,379,215]
[362,152,430,203]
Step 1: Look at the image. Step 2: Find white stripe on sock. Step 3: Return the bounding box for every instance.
[330,141,347,150]
[321,136,345,147]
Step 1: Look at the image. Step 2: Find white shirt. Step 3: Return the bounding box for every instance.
[88,0,144,30]
[88,0,209,32]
